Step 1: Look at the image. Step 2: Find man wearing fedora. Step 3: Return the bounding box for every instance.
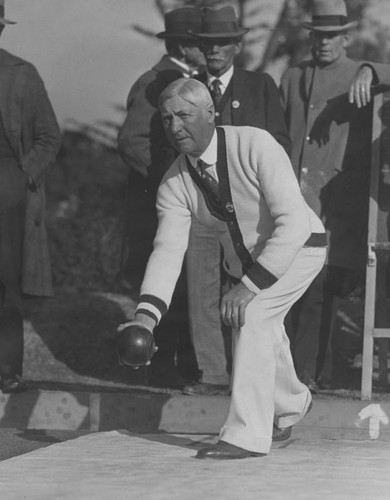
[280,0,390,390]
[0,2,61,392]
[118,7,205,388]
[181,6,291,396]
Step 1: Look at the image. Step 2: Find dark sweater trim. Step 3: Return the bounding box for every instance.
[139,294,168,316]
[304,232,327,247]
[216,127,254,274]
[135,309,159,324]
[245,262,278,290]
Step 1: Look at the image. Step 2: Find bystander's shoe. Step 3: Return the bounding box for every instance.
[148,367,189,390]
[316,376,332,390]
[182,382,230,396]
[1,375,28,393]
[298,371,320,394]
[196,440,264,460]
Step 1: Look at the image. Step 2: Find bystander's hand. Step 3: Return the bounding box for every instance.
[220,282,255,330]
[349,65,374,108]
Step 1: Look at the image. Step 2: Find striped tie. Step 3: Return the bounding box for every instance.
[197,160,220,203]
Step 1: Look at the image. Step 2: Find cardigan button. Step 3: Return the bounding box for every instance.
[225,202,234,213]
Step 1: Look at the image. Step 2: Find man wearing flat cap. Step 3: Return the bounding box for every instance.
[118,7,205,388]
[280,0,390,390]
[181,6,291,396]
[0,1,61,393]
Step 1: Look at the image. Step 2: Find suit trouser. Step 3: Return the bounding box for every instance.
[285,268,328,380]
[186,219,230,385]
[0,159,27,377]
[123,172,197,382]
[219,246,326,454]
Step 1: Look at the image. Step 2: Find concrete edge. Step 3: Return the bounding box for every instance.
[0,390,389,441]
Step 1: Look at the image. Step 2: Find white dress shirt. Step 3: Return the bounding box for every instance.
[207,65,234,96]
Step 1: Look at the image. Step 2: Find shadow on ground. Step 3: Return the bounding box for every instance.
[23,292,148,388]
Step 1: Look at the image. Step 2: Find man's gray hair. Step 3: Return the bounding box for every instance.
[159,78,213,110]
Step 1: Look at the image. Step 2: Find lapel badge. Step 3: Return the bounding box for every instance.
[225,202,235,213]
[232,100,240,109]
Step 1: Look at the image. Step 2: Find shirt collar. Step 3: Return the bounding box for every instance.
[169,56,198,77]
[207,65,234,91]
[187,129,218,168]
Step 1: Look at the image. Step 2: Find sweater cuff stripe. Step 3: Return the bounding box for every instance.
[135,308,159,325]
[136,303,162,323]
[139,294,168,316]
[245,262,278,290]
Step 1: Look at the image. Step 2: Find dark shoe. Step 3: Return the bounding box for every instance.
[298,372,320,394]
[183,382,230,396]
[316,376,332,390]
[1,375,28,394]
[272,424,292,442]
[148,365,188,389]
[196,440,264,460]
[273,400,313,442]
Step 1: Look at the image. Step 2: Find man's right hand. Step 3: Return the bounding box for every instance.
[116,318,158,368]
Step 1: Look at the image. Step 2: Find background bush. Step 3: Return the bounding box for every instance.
[46,131,129,293]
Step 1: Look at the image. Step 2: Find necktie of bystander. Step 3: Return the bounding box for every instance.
[209,79,222,106]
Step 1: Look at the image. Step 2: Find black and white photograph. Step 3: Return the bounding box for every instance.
[0,0,389,498]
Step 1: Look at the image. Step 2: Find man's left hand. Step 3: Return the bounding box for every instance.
[349,65,374,108]
[220,282,255,330]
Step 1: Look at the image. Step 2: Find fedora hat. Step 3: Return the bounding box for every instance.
[0,0,15,25]
[191,6,249,39]
[156,7,202,40]
[302,0,357,32]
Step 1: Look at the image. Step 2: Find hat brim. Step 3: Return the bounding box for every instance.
[301,21,357,32]
[0,18,16,25]
[156,31,198,39]
[189,28,249,38]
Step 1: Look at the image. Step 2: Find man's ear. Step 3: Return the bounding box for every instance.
[177,42,186,59]
[207,103,215,123]
[342,32,351,48]
[233,41,242,56]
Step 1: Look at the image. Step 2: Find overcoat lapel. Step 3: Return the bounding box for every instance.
[303,62,315,111]
[230,69,244,124]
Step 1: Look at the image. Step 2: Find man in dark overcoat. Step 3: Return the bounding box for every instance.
[117,7,205,388]
[0,3,61,392]
[280,0,390,389]
[182,6,291,396]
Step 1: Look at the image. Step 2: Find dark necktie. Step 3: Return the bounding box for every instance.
[197,159,220,204]
[210,79,222,106]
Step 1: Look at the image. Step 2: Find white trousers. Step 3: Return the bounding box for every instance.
[219,246,326,454]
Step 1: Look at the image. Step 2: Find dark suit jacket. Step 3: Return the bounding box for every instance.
[0,49,61,296]
[280,56,390,271]
[199,68,291,155]
[118,55,186,189]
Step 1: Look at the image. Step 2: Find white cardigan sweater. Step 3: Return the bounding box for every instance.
[136,126,325,323]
